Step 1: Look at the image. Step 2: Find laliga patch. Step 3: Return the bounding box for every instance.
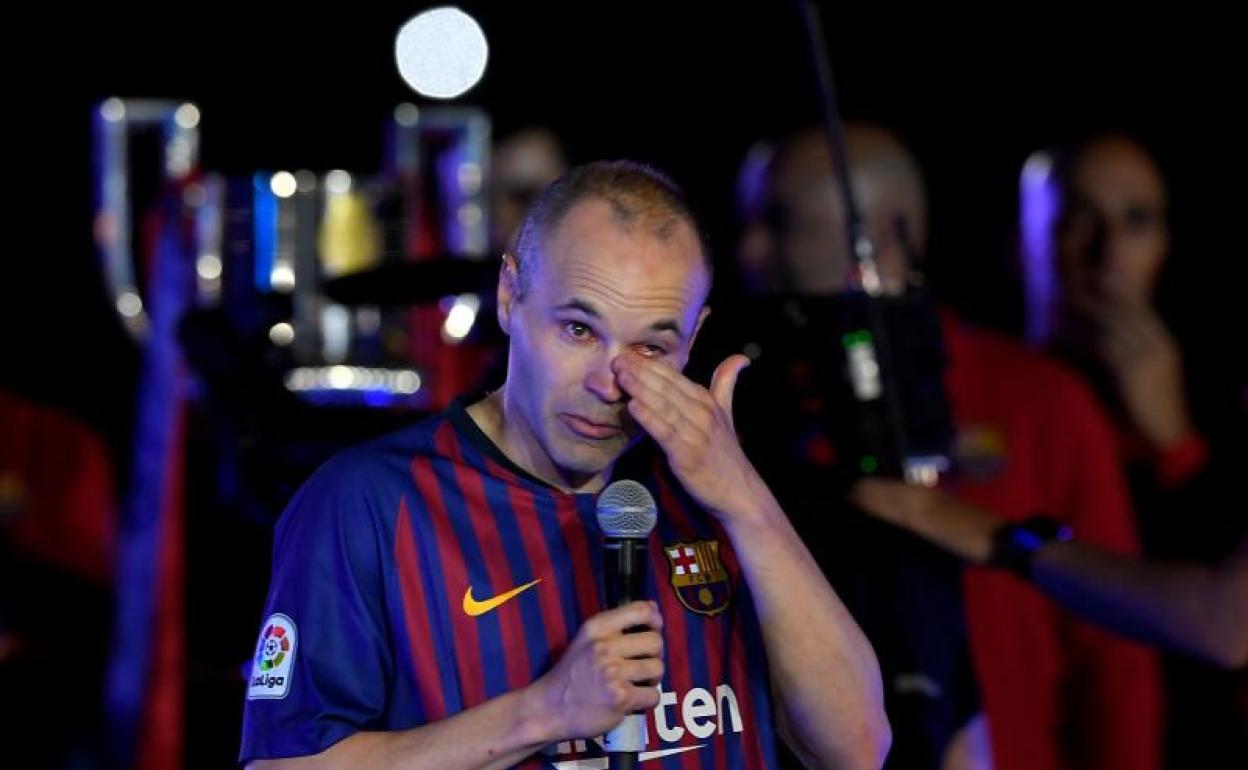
[248,613,297,700]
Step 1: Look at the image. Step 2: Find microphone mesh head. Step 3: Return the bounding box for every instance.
[596,480,658,539]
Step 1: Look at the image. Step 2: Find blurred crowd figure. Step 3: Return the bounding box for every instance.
[729,123,1164,770]
[1,390,116,767]
[852,132,1247,766]
[490,127,569,254]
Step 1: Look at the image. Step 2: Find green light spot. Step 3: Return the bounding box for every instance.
[842,330,874,349]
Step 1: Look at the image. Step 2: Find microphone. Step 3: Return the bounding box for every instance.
[596,480,659,770]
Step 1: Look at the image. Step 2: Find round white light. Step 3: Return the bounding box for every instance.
[395,7,489,99]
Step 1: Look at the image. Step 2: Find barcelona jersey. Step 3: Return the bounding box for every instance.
[241,401,781,769]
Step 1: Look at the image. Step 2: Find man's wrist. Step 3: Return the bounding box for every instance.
[716,482,785,536]
[988,515,1073,577]
[514,681,561,749]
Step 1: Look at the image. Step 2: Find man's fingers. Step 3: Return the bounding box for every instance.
[710,354,751,418]
[582,601,662,640]
[614,354,704,405]
[607,630,664,660]
[615,657,665,686]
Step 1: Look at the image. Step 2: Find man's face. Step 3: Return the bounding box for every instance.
[499,198,710,482]
[1058,140,1169,306]
[776,175,915,296]
[777,177,854,294]
[490,131,567,251]
[750,132,918,297]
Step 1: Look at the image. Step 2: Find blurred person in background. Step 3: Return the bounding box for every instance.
[732,123,1164,770]
[857,133,1246,767]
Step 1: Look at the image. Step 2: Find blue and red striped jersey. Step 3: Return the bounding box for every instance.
[240,401,780,769]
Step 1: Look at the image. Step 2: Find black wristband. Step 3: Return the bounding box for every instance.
[989,515,1073,577]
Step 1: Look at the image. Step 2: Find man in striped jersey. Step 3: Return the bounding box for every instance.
[241,161,890,770]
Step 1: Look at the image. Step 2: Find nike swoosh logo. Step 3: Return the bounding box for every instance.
[640,745,705,761]
[462,578,542,616]
[551,745,705,769]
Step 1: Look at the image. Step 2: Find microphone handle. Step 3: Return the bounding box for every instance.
[603,537,651,767]
[604,537,648,629]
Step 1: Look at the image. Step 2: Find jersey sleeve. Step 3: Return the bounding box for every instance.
[239,450,397,763]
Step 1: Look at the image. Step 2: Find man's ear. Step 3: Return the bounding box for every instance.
[497,252,521,336]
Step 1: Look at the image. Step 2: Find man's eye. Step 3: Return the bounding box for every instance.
[564,321,593,340]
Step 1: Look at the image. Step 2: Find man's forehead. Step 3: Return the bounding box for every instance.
[551,261,702,314]
[547,197,698,252]
[1075,145,1165,202]
[537,199,708,304]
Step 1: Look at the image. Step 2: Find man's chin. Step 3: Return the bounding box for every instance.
[553,436,633,476]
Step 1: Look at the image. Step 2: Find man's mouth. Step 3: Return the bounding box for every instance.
[560,413,623,440]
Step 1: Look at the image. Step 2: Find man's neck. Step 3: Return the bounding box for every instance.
[464,389,610,494]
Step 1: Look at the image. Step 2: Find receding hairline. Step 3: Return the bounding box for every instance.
[509,160,713,291]
[543,193,703,253]
[519,194,711,298]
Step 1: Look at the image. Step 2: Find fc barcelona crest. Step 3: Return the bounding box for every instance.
[664,540,732,617]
